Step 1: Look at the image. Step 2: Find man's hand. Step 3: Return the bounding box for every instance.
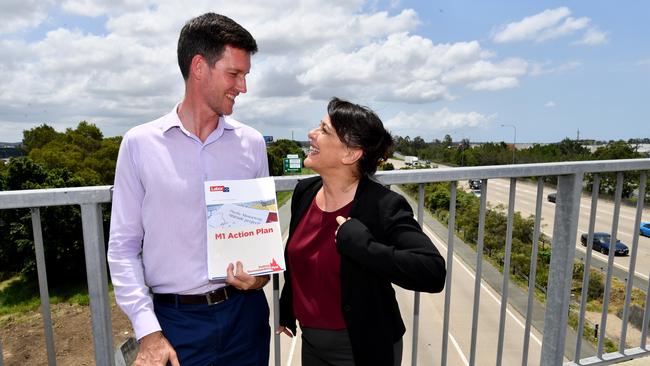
[135,331,179,366]
[225,261,269,290]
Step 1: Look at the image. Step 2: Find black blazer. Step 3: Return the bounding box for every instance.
[279,175,446,365]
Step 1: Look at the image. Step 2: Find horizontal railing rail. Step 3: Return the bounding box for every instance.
[1,158,649,366]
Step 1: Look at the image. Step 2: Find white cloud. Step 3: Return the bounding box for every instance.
[61,0,159,17]
[469,77,519,91]
[386,108,493,133]
[529,60,581,76]
[0,1,532,141]
[492,7,570,43]
[0,0,51,34]
[545,101,556,107]
[537,16,590,42]
[492,7,605,46]
[442,58,527,90]
[574,27,608,45]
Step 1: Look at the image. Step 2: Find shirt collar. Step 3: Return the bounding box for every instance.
[160,103,240,136]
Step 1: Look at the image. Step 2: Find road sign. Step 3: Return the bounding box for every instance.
[283,157,302,173]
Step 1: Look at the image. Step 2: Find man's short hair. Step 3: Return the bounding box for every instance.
[177,13,258,80]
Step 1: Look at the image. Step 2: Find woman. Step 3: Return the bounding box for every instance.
[278,97,446,366]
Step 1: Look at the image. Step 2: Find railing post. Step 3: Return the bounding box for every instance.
[0,332,4,366]
[31,208,57,366]
[440,181,456,366]
[273,273,281,366]
[540,173,583,366]
[80,203,114,366]
[410,183,425,366]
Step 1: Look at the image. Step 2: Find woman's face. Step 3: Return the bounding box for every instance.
[304,114,349,173]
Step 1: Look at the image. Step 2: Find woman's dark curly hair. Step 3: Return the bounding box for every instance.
[328,97,394,176]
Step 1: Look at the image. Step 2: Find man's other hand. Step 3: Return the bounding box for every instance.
[135,331,179,366]
[225,261,270,290]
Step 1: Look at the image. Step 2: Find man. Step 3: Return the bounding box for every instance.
[107,13,270,366]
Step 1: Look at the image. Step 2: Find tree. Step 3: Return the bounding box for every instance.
[22,124,61,153]
[587,141,643,197]
[1,122,120,284]
[0,158,86,283]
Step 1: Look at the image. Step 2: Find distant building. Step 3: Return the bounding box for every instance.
[0,144,23,160]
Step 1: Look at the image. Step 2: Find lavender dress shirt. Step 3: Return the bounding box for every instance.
[107,105,269,339]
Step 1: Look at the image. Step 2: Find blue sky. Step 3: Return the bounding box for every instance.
[1,0,648,143]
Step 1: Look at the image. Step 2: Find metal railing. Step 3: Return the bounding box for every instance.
[1,158,650,365]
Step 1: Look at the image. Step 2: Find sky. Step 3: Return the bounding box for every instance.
[1,0,649,144]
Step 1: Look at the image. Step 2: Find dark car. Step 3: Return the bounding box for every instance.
[580,232,629,256]
[547,192,556,203]
[468,179,481,190]
[640,222,650,237]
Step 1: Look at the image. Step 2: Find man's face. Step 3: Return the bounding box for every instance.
[201,45,251,116]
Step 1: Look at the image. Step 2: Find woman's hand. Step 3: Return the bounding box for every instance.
[275,326,294,338]
[335,216,350,237]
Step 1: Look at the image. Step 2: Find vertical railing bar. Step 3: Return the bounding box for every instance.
[273,273,281,366]
[522,178,544,366]
[31,207,57,366]
[619,171,646,352]
[641,270,650,349]
[597,172,624,357]
[0,334,3,366]
[575,174,601,361]
[410,183,425,366]
[496,178,516,366]
[540,172,583,366]
[440,181,457,366]
[469,179,488,366]
[80,203,114,366]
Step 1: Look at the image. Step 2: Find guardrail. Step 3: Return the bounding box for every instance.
[1,158,649,366]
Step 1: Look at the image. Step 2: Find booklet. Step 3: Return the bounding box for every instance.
[204,177,285,280]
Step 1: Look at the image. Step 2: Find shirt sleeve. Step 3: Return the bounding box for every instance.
[107,133,161,340]
[255,135,270,178]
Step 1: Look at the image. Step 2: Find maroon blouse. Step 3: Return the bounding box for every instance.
[287,198,352,330]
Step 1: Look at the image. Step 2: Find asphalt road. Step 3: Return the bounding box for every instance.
[470,177,650,289]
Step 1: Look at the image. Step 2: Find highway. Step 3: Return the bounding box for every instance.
[479,177,650,282]
[388,159,650,287]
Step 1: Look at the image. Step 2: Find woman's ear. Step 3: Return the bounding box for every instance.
[342,148,363,166]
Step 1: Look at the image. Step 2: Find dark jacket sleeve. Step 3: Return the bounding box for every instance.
[335,192,446,293]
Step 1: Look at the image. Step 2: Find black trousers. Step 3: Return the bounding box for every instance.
[301,327,402,366]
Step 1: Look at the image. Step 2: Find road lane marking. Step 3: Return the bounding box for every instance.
[450,331,470,366]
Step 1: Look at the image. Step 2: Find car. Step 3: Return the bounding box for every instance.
[640,222,650,237]
[468,179,481,190]
[547,192,556,203]
[580,232,629,256]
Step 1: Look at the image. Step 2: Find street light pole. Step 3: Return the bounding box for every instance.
[501,123,516,164]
